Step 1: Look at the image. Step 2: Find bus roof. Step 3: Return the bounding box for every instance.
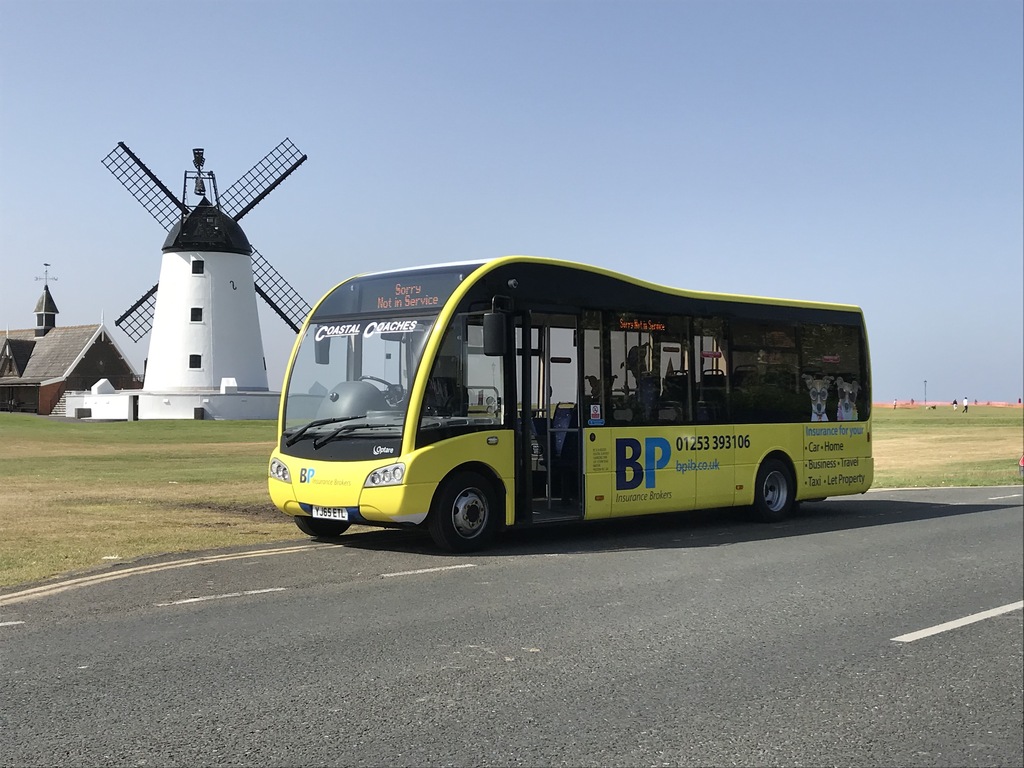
[487,255,863,313]
[344,255,864,315]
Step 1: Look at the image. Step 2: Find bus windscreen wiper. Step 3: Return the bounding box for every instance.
[311,422,382,450]
[284,415,367,446]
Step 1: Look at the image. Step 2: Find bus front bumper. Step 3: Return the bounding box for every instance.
[269,454,434,527]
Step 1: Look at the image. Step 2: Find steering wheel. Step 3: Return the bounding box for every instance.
[358,375,405,407]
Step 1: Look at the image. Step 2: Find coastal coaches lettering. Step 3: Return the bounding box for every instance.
[314,319,422,341]
[268,256,873,552]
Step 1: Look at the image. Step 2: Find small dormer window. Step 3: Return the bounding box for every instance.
[191,259,205,275]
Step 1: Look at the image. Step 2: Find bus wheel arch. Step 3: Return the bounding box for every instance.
[751,451,796,523]
[427,464,504,552]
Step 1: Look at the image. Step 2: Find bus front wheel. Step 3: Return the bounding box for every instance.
[752,458,794,523]
[294,515,351,539]
[429,471,499,552]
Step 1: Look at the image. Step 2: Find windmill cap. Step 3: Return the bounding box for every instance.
[162,201,252,255]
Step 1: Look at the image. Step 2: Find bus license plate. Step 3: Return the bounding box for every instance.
[311,506,348,521]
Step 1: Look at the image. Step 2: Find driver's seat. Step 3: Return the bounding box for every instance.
[424,356,468,416]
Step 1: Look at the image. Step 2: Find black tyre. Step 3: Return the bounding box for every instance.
[751,458,795,522]
[428,470,500,552]
[294,515,351,539]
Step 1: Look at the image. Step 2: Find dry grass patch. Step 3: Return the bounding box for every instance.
[0,491,301,588]
[0,416,300,587]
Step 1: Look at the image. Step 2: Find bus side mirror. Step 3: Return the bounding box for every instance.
[483,312,507,357]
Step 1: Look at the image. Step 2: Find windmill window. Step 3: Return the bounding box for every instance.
[191,259,205,275]
[189,354,202,369]
[190,307,203,322]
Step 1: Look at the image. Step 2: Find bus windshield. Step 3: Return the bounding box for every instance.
[282,315,436,440]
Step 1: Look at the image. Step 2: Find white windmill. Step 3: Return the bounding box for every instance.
[102,140,311,418]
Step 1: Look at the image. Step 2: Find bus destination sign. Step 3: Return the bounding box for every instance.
[374,282,443,311]
[315,268,470,318]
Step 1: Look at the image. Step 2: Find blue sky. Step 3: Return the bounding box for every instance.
[1,0,1021,404]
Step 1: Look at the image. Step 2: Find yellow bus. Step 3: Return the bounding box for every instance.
[268,256,872,551]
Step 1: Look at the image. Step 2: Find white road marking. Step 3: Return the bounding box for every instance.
[892,600,1024,643]
[1,620,26,627]
[988,493,1022,500]
[156,587,287,607]
[381,564,477,578]
[0,544,331,607]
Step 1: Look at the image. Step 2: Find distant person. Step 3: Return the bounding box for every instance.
[962,396,968,414]
[893,398,897,410]
[952,398,958,411]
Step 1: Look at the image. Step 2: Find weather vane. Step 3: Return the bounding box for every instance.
[35,263,58,286]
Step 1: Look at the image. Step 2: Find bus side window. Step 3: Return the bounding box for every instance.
[425,355,466,416]
[693,318,728,423]
[608,312,690,426]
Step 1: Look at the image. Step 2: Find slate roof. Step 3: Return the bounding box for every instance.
[0,325,104,385]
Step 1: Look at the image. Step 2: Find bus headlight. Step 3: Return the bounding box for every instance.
[269,458,292,483]
[365,462,405,488]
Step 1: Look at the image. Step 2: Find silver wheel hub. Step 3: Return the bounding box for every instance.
[762,470,788,512]
[452,488,487,538]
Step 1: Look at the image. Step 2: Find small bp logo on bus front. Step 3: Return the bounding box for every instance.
[299,468,315,483]
[616,437,671,490]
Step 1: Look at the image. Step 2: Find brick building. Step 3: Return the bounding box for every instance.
[0,285,140,415]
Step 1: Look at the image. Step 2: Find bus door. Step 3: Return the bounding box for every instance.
[515,313,583,523]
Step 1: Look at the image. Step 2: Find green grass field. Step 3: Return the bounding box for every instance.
[872,404,1024,488]
[1,406,1021,589]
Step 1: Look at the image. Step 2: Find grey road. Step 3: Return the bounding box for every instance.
[2,487,1022,767]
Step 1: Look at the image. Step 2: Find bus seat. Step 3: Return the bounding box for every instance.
[663,371,688,402]
[551,403,579,502]
[636,374,660,421]
[702,369,727,388]
[732,365,756,389]
[551,402,576,456]
[657,404,684,424]
[613,407,633,423]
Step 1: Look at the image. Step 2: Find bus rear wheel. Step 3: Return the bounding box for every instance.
[428,471,499,552]
[294,515,351,539]
[752,458,794,523]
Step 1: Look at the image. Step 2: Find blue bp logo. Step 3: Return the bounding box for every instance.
[299,468,315,483]
[616,437,671,490]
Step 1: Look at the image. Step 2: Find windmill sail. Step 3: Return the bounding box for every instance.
[219,138,308,222]
[251,249,311,332]
[102,142,187,231]
[115,283,159,343]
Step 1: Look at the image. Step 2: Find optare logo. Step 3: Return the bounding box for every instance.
[299,468,316,483]
[615,437,671,490]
